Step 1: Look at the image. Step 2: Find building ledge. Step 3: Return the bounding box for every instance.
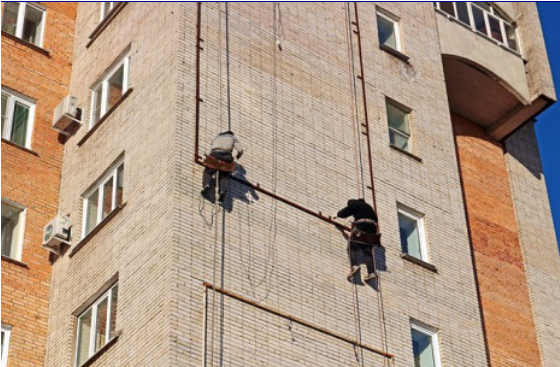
[380,44,410,63]
[2,139,39,156]
[389,144,422,162]
[78,88,133,147]
[1,31,50,56]
[1,255,29,269]
[87,2,128,48]
[79,331,121,367]
[69,203,127,258]
[401,253,438,273]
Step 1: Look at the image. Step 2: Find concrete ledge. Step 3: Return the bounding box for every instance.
[1,31,50,56]
[401,253,438,273]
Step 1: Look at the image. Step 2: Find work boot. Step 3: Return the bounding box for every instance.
[218,191,226,203]
[201,186,216,203]
[347,266,360,281]
[364,272,377,282]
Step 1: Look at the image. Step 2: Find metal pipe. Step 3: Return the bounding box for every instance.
[201,284,208,367]
[203,282,394,360]
[194,2,202,161]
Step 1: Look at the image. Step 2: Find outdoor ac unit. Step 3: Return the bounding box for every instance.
[42,215,71,255]
[53,96,81,135]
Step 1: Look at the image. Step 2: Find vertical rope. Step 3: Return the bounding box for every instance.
[225,2,232,131]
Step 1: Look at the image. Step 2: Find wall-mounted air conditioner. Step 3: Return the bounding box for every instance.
[53,96,81,135]
[42,215,71,255]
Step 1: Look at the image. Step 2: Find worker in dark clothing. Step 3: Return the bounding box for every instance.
[336,199,379,281]
[201,131,244,203]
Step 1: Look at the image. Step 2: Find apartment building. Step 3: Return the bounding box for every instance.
[23,2,558,367]
[1,2,77,367]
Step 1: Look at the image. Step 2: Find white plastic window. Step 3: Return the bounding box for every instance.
[1,325,12,367]
[1,200,26,261]
[1,2,46,47]
[411,322,442,367]
[377,11,401,51]
[398,206,428,262]
[1,89,36,148]
[75,284,118,366]
[100,2,117,21]
[82,162,124,237]
[386,99,412,153]
[90,55,130,127]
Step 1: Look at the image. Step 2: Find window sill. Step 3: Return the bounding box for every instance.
[69,203,127,258]
[2,139,39,156]
[79,331,121,367]
[1,255,29,269]
[87,2,128,48]
[401,253,437,273]
[379,44,410,63]
[389,144,422,162]
[77,88,133,147]
[1,31,50,56]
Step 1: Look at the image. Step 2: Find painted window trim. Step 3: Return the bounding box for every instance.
[74,283,118,367]
[1,324,12,367]
[2,2,46,47]
[1,198,26,262]
[410,321,442,367]
[376,9,402,52]
[386,98,414,154]
[89,54,130,129]
[81,160,124,239]
[397,204,429,263]
[1,88,36,149]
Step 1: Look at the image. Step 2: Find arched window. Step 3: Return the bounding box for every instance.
[434,2,519,53]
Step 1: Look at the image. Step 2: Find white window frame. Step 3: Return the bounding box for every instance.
[1,199,27,261]
[398,205,428,262]
[74,283,118,367]
[100,2,116,22]
[81,160,124,238]
[386,99,413,153]
[89,55,130,128]
[376,10,402,52]
[410,321,442,367]
[1,88,36,149]
[434,2,520,54]
[2,2,46,47]
[1,325,12,367]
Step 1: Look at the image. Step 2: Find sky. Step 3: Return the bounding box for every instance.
[535,2,560,247]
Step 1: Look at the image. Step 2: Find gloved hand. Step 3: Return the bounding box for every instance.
[236,153,242,160]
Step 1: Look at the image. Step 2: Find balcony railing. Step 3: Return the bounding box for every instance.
[434,2,519,54]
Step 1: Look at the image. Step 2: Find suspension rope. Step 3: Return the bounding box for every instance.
[225,2,232,131]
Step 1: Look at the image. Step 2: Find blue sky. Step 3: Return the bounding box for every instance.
[535,3,559,247]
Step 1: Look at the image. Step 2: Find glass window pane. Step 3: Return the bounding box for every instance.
[85,189,99,235]
[107,65,124,111]
[377,14,397,49]
[102,178,114,220]
[10,101,29,146]
[412,329,436,367]
[505,23,518,51]
[1,2,19,36]
[1,94,8,135]
[76,310,92,366]
[456,2,470,24]
[439,2,455,17]
[472,6,487,35]
[116,164,124,207]
[92,86,103,125]
[387,102,410,134]
[474,2,491,12]
[22,5,43,45]
[399,213,421,259]
[95,298,109,352]
[1,203,21,259]
[488,15,503,42]
[110,285,118,334]
[390,129,410,151]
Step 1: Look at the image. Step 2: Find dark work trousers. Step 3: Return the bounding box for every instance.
[349,243,375,274]
[202,151,234,194]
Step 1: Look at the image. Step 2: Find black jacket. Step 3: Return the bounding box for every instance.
[337,199,378,222]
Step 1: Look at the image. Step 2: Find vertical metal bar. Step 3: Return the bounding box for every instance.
[201,285,208,367]
[194,2,202,161]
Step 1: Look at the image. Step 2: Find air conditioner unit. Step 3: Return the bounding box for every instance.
[53,96,81,135]
[42,215,71,255]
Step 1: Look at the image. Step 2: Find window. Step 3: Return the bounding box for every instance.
[1,200,25,261]
[1,89,35,148]
[90,55,130,127]
[75,283,118,367]
[398,206,428,262]
[434,2,519,53]
[100,2,116,21]
[1,2,45,47]
[377,11,401,51]
[410,322,441,367]
[82,162,124,237]
[1,325,11,367]
[386,99,412,152]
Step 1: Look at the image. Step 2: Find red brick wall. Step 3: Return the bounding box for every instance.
[1,3,77,367]
[452,113,542,367]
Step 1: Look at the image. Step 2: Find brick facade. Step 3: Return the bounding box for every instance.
[1,3,77,367]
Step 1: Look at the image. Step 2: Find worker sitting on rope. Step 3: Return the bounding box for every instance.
[336,199,379,281]
[201,131,244,203]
